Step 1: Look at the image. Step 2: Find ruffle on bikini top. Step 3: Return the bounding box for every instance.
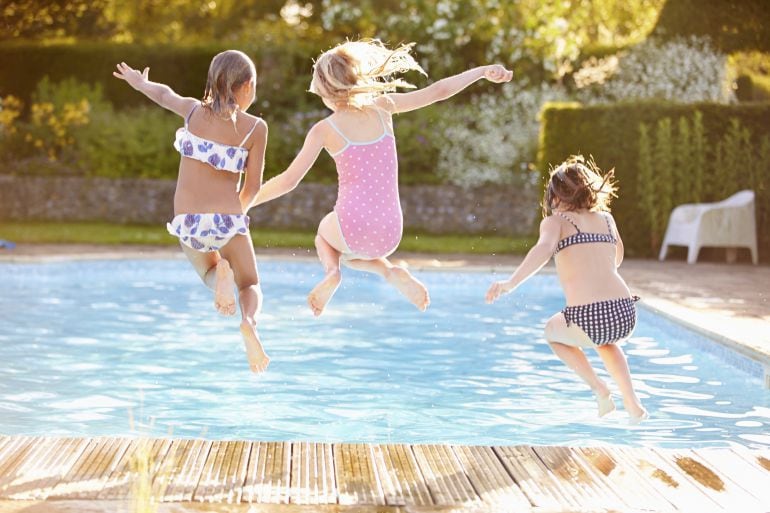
[173,127,248,174]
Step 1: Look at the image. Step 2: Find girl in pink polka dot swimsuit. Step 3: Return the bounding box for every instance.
[251,39,512,316]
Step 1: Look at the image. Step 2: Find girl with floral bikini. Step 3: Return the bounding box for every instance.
[486,156,648,424]
[113,50,270,373]
[250,39,512,316]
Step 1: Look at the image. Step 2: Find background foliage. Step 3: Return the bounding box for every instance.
[539,102,770,259]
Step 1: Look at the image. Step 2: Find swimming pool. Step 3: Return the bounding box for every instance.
[1,258,768,449]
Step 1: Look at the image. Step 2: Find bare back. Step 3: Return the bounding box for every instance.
[552,210,630,305]
[174,107,261,214]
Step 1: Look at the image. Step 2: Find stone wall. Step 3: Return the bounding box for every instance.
[0,175,538,236]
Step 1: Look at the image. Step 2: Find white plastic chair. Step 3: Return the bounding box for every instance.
[659,190,758,264]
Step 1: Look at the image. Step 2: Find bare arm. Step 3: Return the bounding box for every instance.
[239,120,268,213]
[379,64,512,114]
[608,214,625,267]
[112,62,197,118]
[485,216,561,303]
[247,122,325,209]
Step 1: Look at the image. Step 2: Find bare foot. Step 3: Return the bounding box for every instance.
[625,400,649,425]
[307,269,341,317]
[386,267,430,311]
[596,392,616,417]
[240,321,270,373]
[214,259,236,316]
[629,409,649,425]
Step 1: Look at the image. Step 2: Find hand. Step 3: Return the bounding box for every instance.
[483,65,513,83]
[113,62,149,90]
[485,280,512,304]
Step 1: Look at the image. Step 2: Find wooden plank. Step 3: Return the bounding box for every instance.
[47,437,118,499]
[655,448,766,512]
[493,445,579,511]
[96,438,138,499]
[242,441,291,504]
[4,437,92,501]
[0,436,42,495]
[193,440,227,502]
[575,447,676,513]
[333,443,383,506]
[694,448,770,505]
[96,437,172,500]
[533,445,627,511]
[369,444,432,506]
[732,446,770,476]
[160,438,211,502]
[291,442,336,505]
[613,446,722,512]
[453,445,530,510]
[217,440,250,504]
[411,444,478,506]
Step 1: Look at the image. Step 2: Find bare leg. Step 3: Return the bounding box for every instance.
[545,313,615,417]
[342,257,430,311]
[219,234,269,373]
[595,343,647,423]
[180,243,234,315]
[307,212,345,316]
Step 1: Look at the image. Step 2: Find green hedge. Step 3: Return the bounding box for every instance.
[539,101,770,260]
[0,41,322,114]
[0,43,444,184]
[653,0,770,53]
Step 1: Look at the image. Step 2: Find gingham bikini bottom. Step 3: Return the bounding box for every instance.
[563,296,640,345]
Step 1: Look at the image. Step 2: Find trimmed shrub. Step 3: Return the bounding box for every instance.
[539,101,770,260]
[652,0,770,53]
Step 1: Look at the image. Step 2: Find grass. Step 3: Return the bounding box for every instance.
[0,221,535,255]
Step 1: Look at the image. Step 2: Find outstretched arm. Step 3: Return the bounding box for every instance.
[379,64,512,114]
[247,122,325,210]
[113,62,197,118]
[485,216,560,304]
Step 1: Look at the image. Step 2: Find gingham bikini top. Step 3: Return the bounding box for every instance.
[173,105,258,173]
[554,211,616,254]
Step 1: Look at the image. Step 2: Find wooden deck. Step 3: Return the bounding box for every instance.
[0,436,768,512]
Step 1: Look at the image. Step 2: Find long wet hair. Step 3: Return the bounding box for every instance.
[309,39,427,109]
[202,50,256,120]
[542,155,618,217]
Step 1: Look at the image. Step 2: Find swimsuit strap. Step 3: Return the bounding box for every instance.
[326,117,352,144]
[238,118,260,147]
[557,212,581,233]
[602,212,616,241]
[184,104,198,128]
[374,107,389,136]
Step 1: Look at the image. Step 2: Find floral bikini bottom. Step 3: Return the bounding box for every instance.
[167,213,250,252]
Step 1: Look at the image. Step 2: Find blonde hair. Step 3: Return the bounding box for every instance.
[202,50,256,119]
[309,39,427,108]
[542,155,618,216]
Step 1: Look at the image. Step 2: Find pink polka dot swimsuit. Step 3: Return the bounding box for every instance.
[327,109,402,259]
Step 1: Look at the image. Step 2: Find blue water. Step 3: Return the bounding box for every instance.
[0,258,768,448]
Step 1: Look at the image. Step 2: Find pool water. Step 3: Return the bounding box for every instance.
[0,258,768,448]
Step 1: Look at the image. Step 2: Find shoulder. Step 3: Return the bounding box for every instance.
[540,215,561,229]
[374,95,397,113]
[308,119,332,138]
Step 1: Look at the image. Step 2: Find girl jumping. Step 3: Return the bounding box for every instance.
[485,156,648,424]
[250,39,512,316]
[113,50,270,373]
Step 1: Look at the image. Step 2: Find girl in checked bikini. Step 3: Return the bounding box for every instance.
[113,50,270,373]
[249,39,512,316]
[486,156,648,424]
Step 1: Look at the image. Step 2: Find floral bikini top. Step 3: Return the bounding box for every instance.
[173,105,259,174]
